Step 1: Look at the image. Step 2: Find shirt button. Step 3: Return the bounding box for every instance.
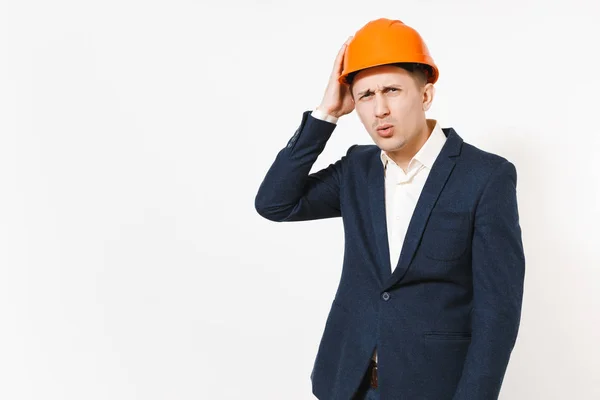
[381,292,390,301]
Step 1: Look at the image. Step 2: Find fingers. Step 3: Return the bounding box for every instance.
[331,36,353,78]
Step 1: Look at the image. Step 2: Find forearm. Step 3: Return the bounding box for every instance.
[254,110,339,222]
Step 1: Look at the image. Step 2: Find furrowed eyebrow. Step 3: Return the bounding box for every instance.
[356,88,372,97]
[356,85,402,97]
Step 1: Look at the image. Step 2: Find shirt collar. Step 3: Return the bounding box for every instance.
[380,119,447,171]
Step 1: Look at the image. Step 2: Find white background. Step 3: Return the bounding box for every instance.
[1,0,599,399]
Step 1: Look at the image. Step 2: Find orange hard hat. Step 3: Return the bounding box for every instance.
[339,18,439,85]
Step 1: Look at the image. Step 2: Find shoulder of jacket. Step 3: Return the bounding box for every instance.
[460,141,514,172]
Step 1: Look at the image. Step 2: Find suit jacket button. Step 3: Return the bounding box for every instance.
[381,292,390,301]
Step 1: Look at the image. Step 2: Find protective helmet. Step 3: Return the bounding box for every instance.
[339,18,439,85]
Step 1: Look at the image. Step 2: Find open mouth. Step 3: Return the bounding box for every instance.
[377,125,394,137]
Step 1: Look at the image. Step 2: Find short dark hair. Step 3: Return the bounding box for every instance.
[347,62,433,92]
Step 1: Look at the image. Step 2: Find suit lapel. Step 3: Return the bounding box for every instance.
[367,128,463,290]
[367,155,393,283]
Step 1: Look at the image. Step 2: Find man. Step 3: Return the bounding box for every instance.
[255,18,525,400]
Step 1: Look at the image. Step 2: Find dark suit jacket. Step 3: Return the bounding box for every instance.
[255,111,525,400]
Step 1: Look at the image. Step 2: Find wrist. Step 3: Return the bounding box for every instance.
[313,107,339,124]
[315,106,340,122]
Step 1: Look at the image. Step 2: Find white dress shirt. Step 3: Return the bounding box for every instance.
[310,109,447,363]
[380,122,447,273]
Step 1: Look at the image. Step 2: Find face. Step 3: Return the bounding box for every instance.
[351,64,435,156]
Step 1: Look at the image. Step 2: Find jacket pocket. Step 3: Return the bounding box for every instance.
[423,331,472,340]
[421,211,471,261]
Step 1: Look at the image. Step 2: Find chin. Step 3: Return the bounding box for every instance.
[379,139,406,151]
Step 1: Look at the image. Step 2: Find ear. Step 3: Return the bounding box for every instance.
[422,83,435,112]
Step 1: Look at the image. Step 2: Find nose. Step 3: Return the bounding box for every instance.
[374,93,390,119]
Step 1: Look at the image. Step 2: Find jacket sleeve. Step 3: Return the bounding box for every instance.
[254,110,357,222]
[452,160,526,400]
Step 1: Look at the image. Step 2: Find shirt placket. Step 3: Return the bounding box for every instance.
[389,163,424,271]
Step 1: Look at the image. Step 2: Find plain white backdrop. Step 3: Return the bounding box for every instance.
[1,0,599,399]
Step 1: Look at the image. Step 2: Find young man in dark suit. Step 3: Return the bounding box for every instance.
[255,18,525,400]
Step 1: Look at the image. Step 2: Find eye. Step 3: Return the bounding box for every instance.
[360,92,373,99]
[386,88,399,93]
